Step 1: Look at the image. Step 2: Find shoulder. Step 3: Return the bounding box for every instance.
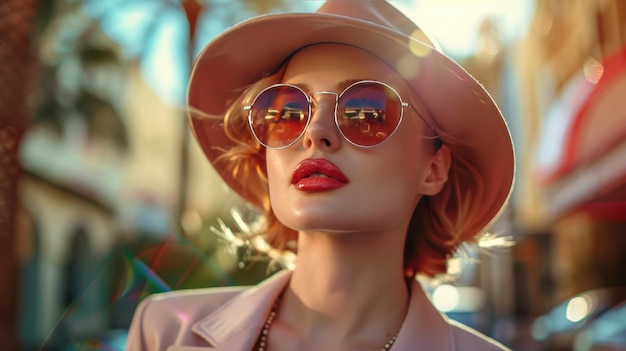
[448,319,512,351]
[126,286,248,351]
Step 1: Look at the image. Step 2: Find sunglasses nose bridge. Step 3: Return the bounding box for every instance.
[311,91,338,99]
[301,91,342,149]
[309,91,339,120]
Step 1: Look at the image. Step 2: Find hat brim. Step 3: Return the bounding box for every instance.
[188,12,515,236]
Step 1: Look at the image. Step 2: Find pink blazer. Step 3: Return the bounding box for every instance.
[126,271,511,350]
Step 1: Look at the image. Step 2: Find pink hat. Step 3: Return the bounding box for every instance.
[188,0,515,240]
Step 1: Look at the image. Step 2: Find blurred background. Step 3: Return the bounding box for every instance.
[1,0,625,350]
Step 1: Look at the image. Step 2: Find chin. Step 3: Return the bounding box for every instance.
[279,213,389,234]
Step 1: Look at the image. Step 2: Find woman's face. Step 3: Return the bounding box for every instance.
[266,43,447,235]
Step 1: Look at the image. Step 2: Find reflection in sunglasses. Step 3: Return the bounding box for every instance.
[265,108,306,122]
[343,108,385,121]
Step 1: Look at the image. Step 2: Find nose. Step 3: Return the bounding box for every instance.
[302,93,341,150]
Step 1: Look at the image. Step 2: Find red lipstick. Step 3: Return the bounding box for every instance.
[291,158,349,192]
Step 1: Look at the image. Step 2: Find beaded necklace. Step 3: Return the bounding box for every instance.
[255,295,400,351]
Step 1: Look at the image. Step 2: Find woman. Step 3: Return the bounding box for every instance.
[127,1,514,350]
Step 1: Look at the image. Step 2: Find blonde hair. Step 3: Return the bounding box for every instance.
[217,65,485,277]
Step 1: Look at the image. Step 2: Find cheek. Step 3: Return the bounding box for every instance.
[390,156,424,200]
[386,133,433,194]
[266,151,281,189]
[266,150,292,201]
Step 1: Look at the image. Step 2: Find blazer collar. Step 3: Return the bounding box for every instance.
[191,270,291,350]
[191,271,454,351]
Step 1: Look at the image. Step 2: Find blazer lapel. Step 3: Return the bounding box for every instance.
[190,270,292,351]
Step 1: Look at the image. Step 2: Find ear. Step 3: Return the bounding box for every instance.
[421,144,451,196]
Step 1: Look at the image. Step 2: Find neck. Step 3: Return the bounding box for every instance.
[281,229,410,344]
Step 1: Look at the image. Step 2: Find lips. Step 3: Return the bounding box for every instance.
[291,158,349,192]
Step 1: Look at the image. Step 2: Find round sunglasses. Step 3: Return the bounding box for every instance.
[244,80,438,149]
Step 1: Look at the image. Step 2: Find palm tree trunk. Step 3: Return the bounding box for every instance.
[0,0,38,348]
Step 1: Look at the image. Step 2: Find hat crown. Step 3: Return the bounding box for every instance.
[317,0,436,48]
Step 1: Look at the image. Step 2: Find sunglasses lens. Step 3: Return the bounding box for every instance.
[336,82,402,147]
[249,85,309,148]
